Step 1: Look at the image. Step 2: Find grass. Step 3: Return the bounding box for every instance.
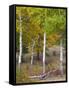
[16,56,66,83]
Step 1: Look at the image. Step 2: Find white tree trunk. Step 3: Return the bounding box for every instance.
[18,15,22,69]
[60,40,63,75]
[43,32,46,74]
[30,40,35,75]
[60,40,63,62]
[31,40,35,65]
[31,46,34,65]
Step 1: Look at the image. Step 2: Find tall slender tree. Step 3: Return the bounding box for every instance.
[60,39,63,75]
[18,12,22,70]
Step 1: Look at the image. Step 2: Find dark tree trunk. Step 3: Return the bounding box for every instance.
[37,50,40,60]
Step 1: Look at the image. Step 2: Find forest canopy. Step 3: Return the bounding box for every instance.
[16,7,66,53]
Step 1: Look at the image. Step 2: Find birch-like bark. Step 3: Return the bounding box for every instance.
[18,14,22,69]
[60,40,63,75]
[30,40,35,75]
[30,46,33,75]
[60,40,63,61]
[31,40,35,65]
[43,32,46,74]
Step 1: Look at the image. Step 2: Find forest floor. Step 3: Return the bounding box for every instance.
[16,56,66,84]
